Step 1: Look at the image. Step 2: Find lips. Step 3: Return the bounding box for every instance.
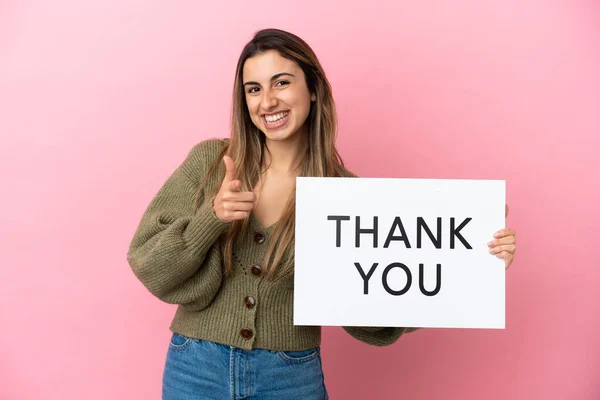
[262,111,290,129]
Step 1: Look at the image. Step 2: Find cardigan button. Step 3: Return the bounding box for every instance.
[240,328,253,340]
[250,265,263,277]
[254,232,266,244]
[244,296,256,309]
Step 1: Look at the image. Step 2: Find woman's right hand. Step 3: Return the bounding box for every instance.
[213,155,256,223]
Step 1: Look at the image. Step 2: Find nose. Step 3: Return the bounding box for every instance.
[260,89,278,110]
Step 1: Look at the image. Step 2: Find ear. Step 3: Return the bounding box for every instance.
[310,93,316,102]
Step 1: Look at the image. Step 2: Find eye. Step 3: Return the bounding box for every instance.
[247,87,260,94]
[275,80,290,87]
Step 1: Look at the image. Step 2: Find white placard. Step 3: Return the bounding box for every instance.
[294,177,506,329]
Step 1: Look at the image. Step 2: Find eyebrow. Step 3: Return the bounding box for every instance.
[243,72,295,87]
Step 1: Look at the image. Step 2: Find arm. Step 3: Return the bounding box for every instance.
[126,140,229,308]
[342,326,420,347]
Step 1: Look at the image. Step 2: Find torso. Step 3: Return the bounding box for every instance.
[252,171,296,229]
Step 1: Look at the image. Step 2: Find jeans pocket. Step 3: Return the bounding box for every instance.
[276,347,320,364]
[168,333,193,351]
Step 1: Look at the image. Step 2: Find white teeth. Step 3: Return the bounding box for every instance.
[265,112,288,123]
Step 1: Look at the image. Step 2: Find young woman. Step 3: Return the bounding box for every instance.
[127,28,517,400]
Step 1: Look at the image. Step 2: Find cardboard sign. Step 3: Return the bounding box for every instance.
[294,177,506,329]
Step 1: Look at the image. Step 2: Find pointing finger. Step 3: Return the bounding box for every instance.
[227,179,242,192]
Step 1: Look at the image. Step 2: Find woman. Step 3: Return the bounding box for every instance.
[127,28,517,400]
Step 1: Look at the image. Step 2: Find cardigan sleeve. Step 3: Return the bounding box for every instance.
[342,326,420,346]
[126,139,229,309]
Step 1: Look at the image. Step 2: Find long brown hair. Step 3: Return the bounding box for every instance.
[196,28,347,279]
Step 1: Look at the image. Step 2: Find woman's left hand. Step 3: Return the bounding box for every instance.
[488,204,517,270]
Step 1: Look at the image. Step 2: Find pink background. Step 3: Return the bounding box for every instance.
[1,0,599,399]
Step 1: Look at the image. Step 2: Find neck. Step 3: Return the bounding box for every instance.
[263,132,308,175]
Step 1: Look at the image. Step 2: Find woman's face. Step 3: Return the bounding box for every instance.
[242,50,315,143]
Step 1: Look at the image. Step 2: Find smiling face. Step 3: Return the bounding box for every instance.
[242,50,316,143]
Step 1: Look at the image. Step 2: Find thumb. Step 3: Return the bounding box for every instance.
[223,155,237,183]
[505,204,509,218]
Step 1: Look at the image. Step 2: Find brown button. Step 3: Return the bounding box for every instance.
[250,264,262,277]
[240,328,253,340]
[254,232,266,244]
[244,296,256,309]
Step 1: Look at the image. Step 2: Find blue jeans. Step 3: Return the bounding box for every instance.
[162,333,329,400]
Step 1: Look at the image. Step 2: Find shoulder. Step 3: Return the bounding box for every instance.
[188,138,229,161]
[177,138,229,182]
[182,138,230,170]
